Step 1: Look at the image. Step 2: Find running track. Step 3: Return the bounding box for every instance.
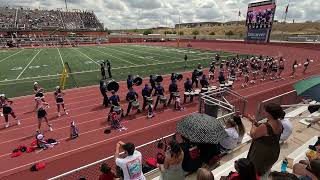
[0,41,319,179]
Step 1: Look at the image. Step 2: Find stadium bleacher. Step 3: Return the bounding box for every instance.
[0,6,103,31]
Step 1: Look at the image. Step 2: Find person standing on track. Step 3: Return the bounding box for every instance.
[0,94,20,128]
[54,86,68,117]
[303,58,310,74]
[35,97,53,132]
[127,75,133,90]
[125,87,141,116]
[149,75,156,96]
[191,70,199,88]
[277,58,285,80]
[108,90,123,121]
[154,83,166,110]
[290,60,298,78]
[141,84,152,111]
[106,60,112,78]
[100,80,109,108]
[100,63,106,80]
[168,80,178,106]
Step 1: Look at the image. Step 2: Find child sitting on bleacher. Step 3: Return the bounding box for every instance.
[279,111,293,143]
[219,119,240,152]
[221,158,260,180]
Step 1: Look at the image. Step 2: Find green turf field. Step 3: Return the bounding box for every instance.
[0,45,251,97]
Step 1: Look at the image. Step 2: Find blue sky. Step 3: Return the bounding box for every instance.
[2,0,319,29]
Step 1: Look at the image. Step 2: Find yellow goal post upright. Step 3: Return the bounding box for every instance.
[59,62,69,90]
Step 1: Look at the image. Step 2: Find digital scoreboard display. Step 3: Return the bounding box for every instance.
[245,0,276,42]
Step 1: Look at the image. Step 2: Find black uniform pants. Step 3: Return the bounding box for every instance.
[192,79,198,88]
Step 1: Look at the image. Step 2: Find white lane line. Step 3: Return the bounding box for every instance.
[89,47,136,65]
[0,111,195,176]
[0,49,24,63]
[106,46,161,63]
[72,48,100,66]
[57,48,65,67]
[16,49,42,79]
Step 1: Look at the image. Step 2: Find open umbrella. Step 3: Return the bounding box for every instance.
[294,76,320,102]
[176,113,227,144]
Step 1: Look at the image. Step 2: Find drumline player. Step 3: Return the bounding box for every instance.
[141,84,152,111]
[184,78,193,103]
[153,82,166,110]
[125,87,141,116]
[108,90,123,121]
[168,80,178,106]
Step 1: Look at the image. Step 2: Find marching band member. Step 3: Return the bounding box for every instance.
[108,90,123,121]
[200,74,209,88]
[100,63,106,80]
[184,78,193,103]
[35,96,52,132]
[125,87,141,116]
[100,80,109,108]
[54,86,68,117]
[142,84,152,111]
[290,60,298,78]
[303,58,310,74]
[126,75,133,90]
[209,64,215,80]
[168,80,178,106]
[106,60,112,78]
[149,75,156,95]
[0,94,20,128]
[154,83,166,110]
[191,70,199,88]
[171,73,177,82]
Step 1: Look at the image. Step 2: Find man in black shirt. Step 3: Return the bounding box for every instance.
[191,70,199,88]
[108,90,121,121]
[200,75,209,88]
[106,60,112,78]
[149,75,156,95]
[184,55,188,69]
[99,80,108,108]
[184,78,193,103]
[126,87,140,115]
[154,83,166,110]
[141,84,152,111]
[168,80,178,105]
[100,63,106,80]
[127,75,133,90]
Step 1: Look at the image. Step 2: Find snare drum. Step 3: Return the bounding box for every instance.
[146,97,153,104]
[159,96,167,104]
[201,88,208,93]
[132,101,140,109]
[190,92,195,96]
[173,92,180,98]
[194,89,201,96]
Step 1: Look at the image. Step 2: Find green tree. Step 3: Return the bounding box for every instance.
[209,31,215,35]
[192,30,199,35]
[225,30,234,36]
[143,29,153,35]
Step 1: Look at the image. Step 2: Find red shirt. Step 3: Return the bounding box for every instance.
[99,172,116,180]
[228,172,260,180]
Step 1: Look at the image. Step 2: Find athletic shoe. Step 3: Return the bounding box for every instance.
[58,113,61,117]
[49,125,53,132]
[65,111,68,115]
[17,119,21,125]
[5,122,9,128]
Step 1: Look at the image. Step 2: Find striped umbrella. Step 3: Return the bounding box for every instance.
[177,113,228,144]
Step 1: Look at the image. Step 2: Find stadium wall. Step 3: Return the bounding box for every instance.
[0,31,108,37]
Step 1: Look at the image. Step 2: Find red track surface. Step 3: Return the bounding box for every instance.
[0,41,319,180]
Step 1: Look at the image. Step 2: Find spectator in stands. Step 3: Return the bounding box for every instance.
[223,158,259,180]
[279,111,293,143]
[158,141,184,180]
[99,162,117,180]
[246,103,284,178]
[197,167,214,180]
[292,142,320,180]
[219,119,240,151]
[268,171,299,180]
[115,141,145,180]
[180,136,202,174]
[233,115,246,144]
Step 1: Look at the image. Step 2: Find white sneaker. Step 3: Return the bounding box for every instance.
[17,119,21,125]
[0,112,3,117]
[5,122,9,128]
[65,111,68,115]
[58,113,61,117]
[49,125,53,131]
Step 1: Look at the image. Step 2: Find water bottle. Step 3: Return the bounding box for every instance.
[281,158,288,172]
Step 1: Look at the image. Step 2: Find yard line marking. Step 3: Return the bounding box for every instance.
[72,48,100,66]
[105,46,162,63]
[0,56,220,84]
[0,111,195,176]
[0,50,24,63]
[89,47,135,65]
[57,48,65,67]
[16,49,42,79]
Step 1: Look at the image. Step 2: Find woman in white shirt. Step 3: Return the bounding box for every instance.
[220,120,240,150]
[280,111,293,143]
[233,115,246,144]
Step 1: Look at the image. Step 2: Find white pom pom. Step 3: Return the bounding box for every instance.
[298,63,302,66]
[310,60,314,63]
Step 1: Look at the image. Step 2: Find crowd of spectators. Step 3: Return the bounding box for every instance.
[0,7,104,31]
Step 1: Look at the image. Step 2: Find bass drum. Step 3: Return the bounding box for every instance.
[107,80,120,92]
[133,76,143,86]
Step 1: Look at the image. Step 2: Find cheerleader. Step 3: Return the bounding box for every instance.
[0,94,20,128]
[35,97,52,132]
[33,82,45,100]
[261,62,268,81]
[270,60,278,80]
[290,60,298,78]
[209,64,215,80]
[277,58,285,80]
[54,86,68,117]
[303,59,310,74]
[242,66,250,88]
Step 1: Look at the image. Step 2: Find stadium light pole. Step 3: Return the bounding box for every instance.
[65,0,68,11]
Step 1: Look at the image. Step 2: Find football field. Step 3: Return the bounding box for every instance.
[0,44,249,97]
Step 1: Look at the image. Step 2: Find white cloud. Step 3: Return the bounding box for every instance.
[2,0,319,29]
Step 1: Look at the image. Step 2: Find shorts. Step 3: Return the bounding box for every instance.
[35,92,44,98]
[37,109,47,119]
[56,98,64,104]
[3,106,12,115]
